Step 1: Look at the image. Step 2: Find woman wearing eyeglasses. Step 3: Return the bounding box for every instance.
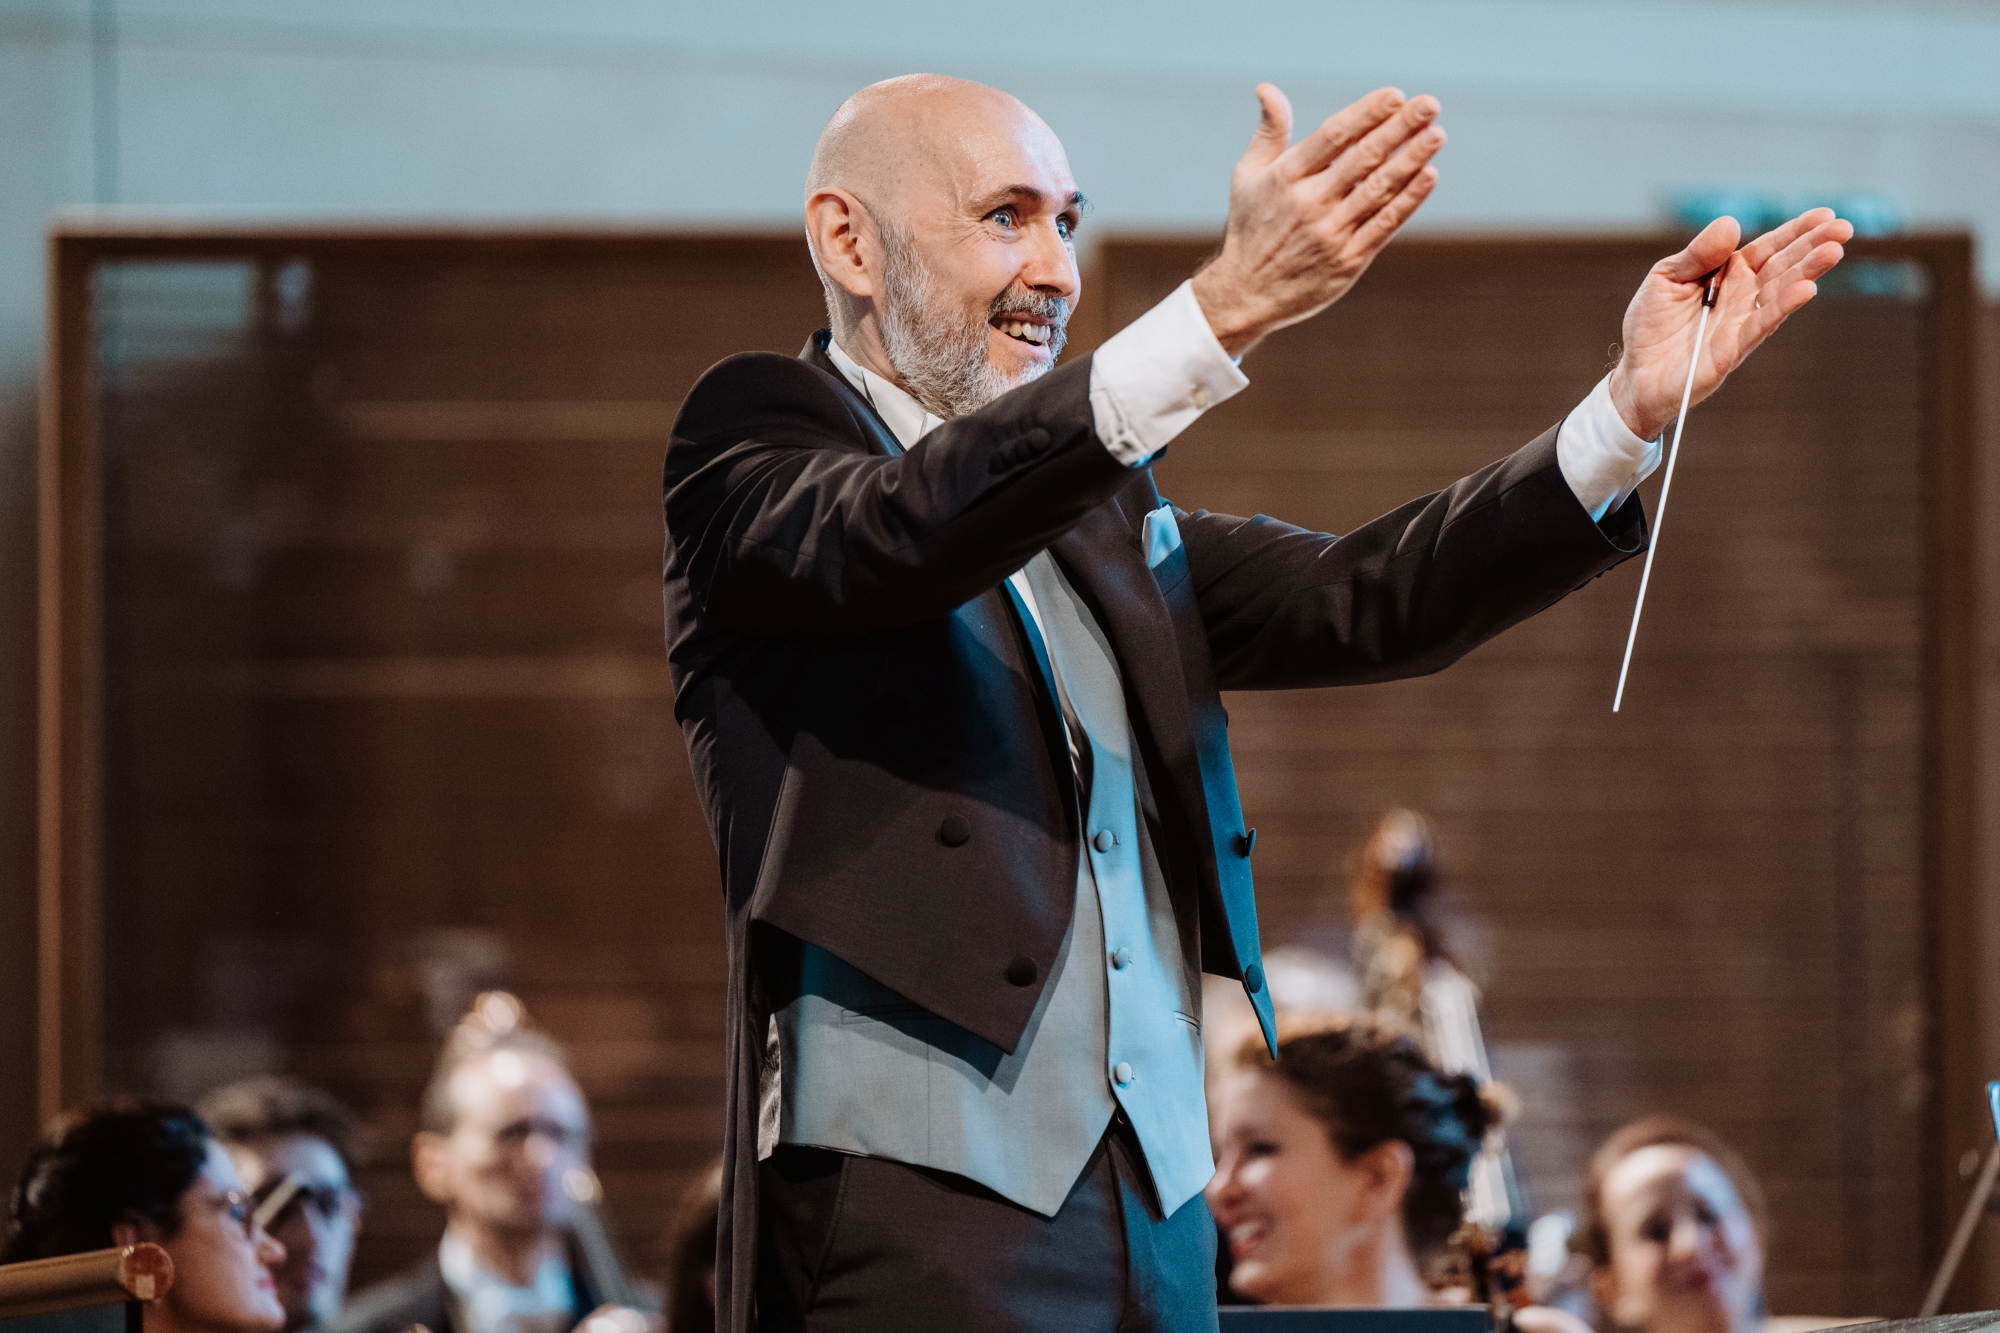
[4,1099,288,1333]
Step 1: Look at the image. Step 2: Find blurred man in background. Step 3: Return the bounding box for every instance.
[334,1024,611,1333]
[200,1076,365,1333]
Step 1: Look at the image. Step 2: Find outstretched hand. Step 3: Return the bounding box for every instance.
[1192,84,1446,359]
[1609,208,1853,440]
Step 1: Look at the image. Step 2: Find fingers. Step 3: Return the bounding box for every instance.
[1237,83,1295,177]
[1739,207,1841,271]
[1278,87,1421,182]
[1348,164,1440,257]
[1659,214,1742,282]
[1309,95,1441,202]
[1746,239,1845,334]
[1751,218,1852,291]
[1331,122,1446,234]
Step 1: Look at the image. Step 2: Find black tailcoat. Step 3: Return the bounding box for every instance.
[661,333,1645,1333]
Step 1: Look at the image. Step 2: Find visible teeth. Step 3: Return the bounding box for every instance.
[1229,1221,1267,1246]
[997,320,1052,345]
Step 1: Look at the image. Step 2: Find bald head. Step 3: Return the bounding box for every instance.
[803,75,1084,417]
[807,75,1063,223]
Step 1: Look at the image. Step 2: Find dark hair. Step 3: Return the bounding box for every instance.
[197,1077,360,1176]
[1577,1115,1768,1269]
[4,1100,213,1263]
[661,1157,722,1333]
[1234,1011,1501,1265]
[418,1028,572,1135]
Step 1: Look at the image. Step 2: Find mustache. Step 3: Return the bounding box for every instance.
[988,287,1069,348]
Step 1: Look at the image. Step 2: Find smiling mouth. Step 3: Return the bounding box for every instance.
[993,318,1055,347]
[1227,1220,1270,1259]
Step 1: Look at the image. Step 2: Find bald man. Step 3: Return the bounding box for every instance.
[661,75,1849,1333]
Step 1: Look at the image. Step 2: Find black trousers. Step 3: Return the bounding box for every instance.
[756,1120,1219,1332]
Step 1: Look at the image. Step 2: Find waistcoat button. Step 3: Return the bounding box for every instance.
[1233,828,1258,857]
[1092,829,1116,853]
[1004,956,1038,987]
[1243,962,1265,993]
[938,816,972,847]
[1113,1062,1134,1086]
[1110,948,1131,970]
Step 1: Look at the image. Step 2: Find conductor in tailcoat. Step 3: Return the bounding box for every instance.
[660,73,1851,1333]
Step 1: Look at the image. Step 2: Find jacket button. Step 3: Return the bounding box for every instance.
[1092,830,1116,853]
[1113,1062,1134,1086]
[1243,962,1265,994]
[1005,956,1038,987]
[1233,828,1257,857]
[938,816,972,847]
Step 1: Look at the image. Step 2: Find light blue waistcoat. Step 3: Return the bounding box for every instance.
[761,540,1215,1219]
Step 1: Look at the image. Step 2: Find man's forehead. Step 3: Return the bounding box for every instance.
[918,104,1076,211]
[451,1051,586,1122]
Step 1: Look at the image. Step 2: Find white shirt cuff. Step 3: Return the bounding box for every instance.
[1558,374,1662,522]
[1088,279,1250,467]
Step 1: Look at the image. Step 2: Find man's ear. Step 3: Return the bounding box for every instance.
[805,187,882,304]
[410,1132,453,1208]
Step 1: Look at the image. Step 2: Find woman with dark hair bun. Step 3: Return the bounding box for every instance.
[5,1099,287,1333]
[1204,1011,1502,1307]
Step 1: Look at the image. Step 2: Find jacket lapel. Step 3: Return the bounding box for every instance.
[801,331,904,459]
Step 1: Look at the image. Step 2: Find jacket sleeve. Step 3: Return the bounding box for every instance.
[1177,424,1648,691]
[663,352,1132,638]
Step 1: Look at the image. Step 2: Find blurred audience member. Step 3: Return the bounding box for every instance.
[1206,1012,1500,1307]
[1579,1116,1768,1333]
[4,1100,286,1333]
[333,1015,605,1333]
[658,1159,721,1333]
[198,1077,364,1333]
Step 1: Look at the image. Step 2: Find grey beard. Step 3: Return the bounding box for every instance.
[876,224,1067,420]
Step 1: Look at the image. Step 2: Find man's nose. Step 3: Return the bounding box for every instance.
[1668,1216,1703,1260]
[1018,221,1079,299]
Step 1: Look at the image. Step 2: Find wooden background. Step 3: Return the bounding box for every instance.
[57,230,1979,1315]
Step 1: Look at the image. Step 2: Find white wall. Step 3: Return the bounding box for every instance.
[0,0,1993,1155]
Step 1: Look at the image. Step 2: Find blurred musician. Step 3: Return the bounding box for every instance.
[1205,1011,1501,1306]
[5,1100,287,1333]
[1579,1117,1768,1333]
[200,1077,364,1333]
[333,997,645,1333]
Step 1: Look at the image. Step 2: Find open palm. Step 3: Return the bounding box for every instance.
[1609,207,1853,441]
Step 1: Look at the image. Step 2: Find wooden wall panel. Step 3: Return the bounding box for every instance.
[76,234,825,1290]
[1098,238,1961,1316]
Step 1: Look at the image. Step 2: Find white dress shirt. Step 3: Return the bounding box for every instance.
[826,278,1662,524]
[437,1231,576,1333]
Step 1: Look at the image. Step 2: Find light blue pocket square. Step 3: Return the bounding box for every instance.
[1141,505,1182,571]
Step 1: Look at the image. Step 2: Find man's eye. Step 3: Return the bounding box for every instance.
[1057,217,1073,241]
[990,209,1016,229]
